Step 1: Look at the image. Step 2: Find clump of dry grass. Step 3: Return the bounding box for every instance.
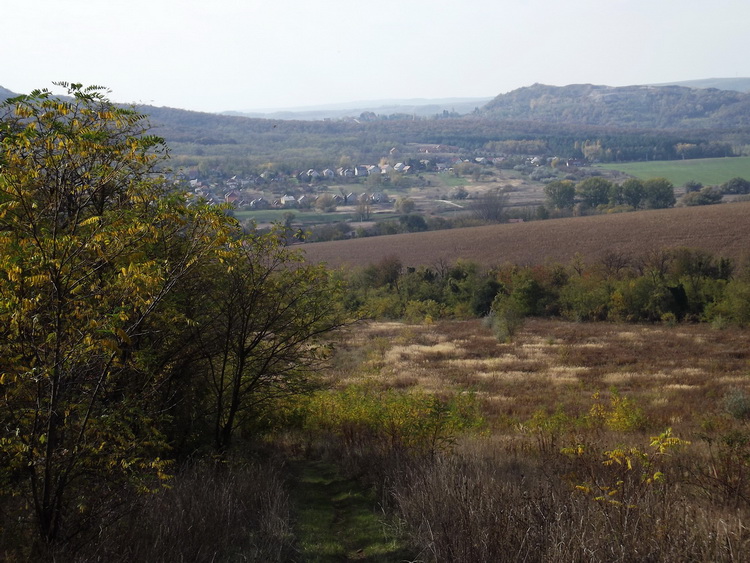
[382,437,749,562]
[70,459,295,562]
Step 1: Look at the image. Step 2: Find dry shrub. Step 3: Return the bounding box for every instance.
[384,438,749,562]
[71,459,295,562]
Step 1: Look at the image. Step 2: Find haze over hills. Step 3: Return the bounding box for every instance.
[222,97,493,121]
[651,77,750,93]
[2,78,750,126]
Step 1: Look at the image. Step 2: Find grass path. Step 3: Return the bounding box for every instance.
[288,459,415,562]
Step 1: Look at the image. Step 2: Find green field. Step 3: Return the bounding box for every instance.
[597,156,750,186]
[234,209,358,226]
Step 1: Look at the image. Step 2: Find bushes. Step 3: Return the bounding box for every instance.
[346,247,748,327]
[302,386,484,459]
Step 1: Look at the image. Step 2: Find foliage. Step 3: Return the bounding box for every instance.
[0,84,237,546]
[184,227,346,453]
[469,188,508,223]
[643,177,677,209]
[544,179,576,209]
[0,84,347,551]
[588,391,649,432]
[343,245,747,327]
[302,386,484,457]
[682,186,724,206]
[576,177,613,208]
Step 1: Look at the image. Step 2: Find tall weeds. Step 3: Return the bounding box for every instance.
[67,459,295,562]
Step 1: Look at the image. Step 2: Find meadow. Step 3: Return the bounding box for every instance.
[295,317,750,561]
[597,156,750,187]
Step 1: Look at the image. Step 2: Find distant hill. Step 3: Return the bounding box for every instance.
[302,202,750,270]
[223,97,492,121]
[0,86,18,101]
[650,77,750,93]
[478,83,750,129]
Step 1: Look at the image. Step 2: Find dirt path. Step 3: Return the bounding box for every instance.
[288,459,415,562]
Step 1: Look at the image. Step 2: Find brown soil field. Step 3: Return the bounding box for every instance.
[301,201,750,269]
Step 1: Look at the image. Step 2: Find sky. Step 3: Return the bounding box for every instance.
[3,0,749,114]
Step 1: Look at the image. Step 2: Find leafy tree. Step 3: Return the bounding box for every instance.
[544,180,576,210]
[187,229,345,452]
[643,178,676,209]
[681,187,723,206]
[399,213,428,232]
[576,177,613,208]
[620,178,646,209]
[394,196,416,214]
[721,177,750,195]
[314,193,337,212]
[0,84,233,546]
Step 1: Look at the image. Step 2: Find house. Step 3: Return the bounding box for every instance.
[280,194,297,207]
[355,165,370,177]
[249,197,270,210]
[322,168,335,178]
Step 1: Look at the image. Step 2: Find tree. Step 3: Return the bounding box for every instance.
[314,193,337,212]
[394,196,416,214]
[356,196,372,221]
[620,178,646,209]
[721,177,750,195]
[643,177,676,209]
[399,213,428,232]
[576,177,612,208]
[0,84,233,546]
[470,188,508,223]
[682,187,723,206]
[544,180,576,210]
[187,229,345,452]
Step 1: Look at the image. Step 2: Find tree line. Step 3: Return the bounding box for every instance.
[342,247,749,329]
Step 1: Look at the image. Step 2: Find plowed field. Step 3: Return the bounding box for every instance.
[302,202,750,268]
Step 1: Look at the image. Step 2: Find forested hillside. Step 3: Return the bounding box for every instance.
[479,83,750,129]
[4,82,750,168]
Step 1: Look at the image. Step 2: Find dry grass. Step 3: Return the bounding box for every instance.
[322,318,750,562]
[329,318,750,432]
[303,201,750,269]
[54,460,295,563]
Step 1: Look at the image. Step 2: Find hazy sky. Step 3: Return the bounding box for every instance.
[3,0,748,113]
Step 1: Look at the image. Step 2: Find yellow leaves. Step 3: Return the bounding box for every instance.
[78,215,101,228]
[562,444,586,457]
[649,427,690,454]
[114,327,131,345]
[5,265,22,283]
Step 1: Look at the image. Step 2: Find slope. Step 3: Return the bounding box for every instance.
[301,202,750,269]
